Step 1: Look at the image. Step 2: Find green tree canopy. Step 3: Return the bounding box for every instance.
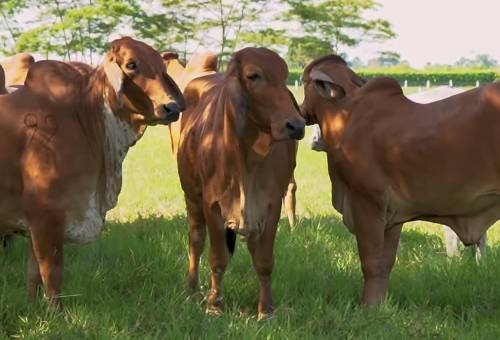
[284,0,395,66]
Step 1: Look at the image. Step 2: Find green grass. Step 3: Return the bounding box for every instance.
[2,109,500,338]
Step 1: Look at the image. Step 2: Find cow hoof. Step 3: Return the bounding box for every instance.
[257,311,274,321]
[206,304,224,316]
[206,294,224,316]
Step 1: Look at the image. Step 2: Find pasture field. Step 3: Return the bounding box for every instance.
[2,88,500,339]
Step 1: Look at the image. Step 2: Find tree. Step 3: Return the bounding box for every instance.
[455,54,498,68]
[0,0,27,54]
[130,0,201,62]
[284,0,395,66]
[15,0,138,63]
[191,0,270,65]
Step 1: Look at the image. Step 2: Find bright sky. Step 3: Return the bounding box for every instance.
[345,0,500,68]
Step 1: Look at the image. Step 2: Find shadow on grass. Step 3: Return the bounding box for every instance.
[2,213,500,333]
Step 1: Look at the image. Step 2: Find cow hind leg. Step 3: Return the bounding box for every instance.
[247,205,280,320]
[28,211,64,308]
[204,204,230,315]
[283,177,297,229]
[186,198,207,293]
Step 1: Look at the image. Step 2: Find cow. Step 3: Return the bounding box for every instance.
[309,86,488,260]
[0,53,35,87]
[164,51,300,229]
[177,47,305,319]
[300,54,500,306]
[162,51,218,155]
[0,37,184,307]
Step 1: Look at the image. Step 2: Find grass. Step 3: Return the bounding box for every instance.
[2,91,500,339]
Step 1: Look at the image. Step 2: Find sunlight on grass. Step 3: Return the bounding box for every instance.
[2,106,500,338]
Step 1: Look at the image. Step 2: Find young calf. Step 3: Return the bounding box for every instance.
[177,47,305,319]
[0,37,184,307]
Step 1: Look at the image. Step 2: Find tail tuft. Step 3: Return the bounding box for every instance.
[225,228,236,255]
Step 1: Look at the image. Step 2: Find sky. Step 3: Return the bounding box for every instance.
[345,0,500,68]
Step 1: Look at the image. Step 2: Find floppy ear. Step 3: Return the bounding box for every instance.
[221,60,248,135]
[103,54,124,97]
[310,69,345,99]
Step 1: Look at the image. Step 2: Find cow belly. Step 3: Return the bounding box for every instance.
[64,192,105,244]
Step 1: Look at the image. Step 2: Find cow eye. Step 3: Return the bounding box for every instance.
[126,61,137,70]
[246,73,260,81]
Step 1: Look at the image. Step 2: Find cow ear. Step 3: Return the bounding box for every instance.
[223,59,248,132]
[103,55,124,97]
[310,69,345,99]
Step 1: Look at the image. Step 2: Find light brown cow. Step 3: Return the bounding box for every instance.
[162,51,218,155]
[177,47,305,319]
[0,37,184,307]
[0,53,35,87]
[301,54,500,306]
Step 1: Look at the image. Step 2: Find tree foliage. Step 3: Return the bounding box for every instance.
[284,0,395,66]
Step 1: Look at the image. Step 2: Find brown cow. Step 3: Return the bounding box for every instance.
[301,54,500,306]
[178,47,305,319]
[162,51,218,155]
[0,53,35,87]
[0,37,184,307]
[164,51,300,228]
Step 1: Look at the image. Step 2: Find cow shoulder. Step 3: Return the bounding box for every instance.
[24,60,82,106]
[480,82,500,110]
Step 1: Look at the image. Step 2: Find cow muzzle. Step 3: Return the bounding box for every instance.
[285,117,306,140]
[153,102,182,124]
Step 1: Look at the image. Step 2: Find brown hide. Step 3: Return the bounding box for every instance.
[162,51,218,155]
[177,47,304,319]
[301,54,500,306]
[0,37,184,307]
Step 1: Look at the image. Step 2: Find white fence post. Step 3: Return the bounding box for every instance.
[294,80,299,90]
[476,80,480,87]
[449,79,453,87]
[426,80,430,88]
[404,80,408,88]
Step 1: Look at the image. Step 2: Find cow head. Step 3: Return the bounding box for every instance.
[301,55,366,125]
[102,37,185,126]
[224,47,305,141]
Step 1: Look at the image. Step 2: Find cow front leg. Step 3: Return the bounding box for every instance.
[352,197,397,306]
[284,177,297,229]
[204,205,230,315]
[27,244,42,299]
[247,206,280,320]
[185,198,206,293]
[28,211,64,308]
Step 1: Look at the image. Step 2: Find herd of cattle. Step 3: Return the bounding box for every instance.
[0,37,499,320]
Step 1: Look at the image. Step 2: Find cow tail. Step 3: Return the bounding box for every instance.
[225,228,236,255]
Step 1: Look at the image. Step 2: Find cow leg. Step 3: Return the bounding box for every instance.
[27,243,42,299]
[28,211,64,308]
[2,235,14,249]
[284,176,297,229]
[247,206,280,320]
[186,198,206,293]
[443,225,460,257]
[352,197,398,306]
[475,232,487,263]
[204,205,230,315]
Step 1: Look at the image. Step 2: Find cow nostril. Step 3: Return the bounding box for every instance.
[286,122,296,131]
[162,102,180,115]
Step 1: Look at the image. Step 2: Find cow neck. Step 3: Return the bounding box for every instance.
[219,102,273,235]
[79,66,141,215]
